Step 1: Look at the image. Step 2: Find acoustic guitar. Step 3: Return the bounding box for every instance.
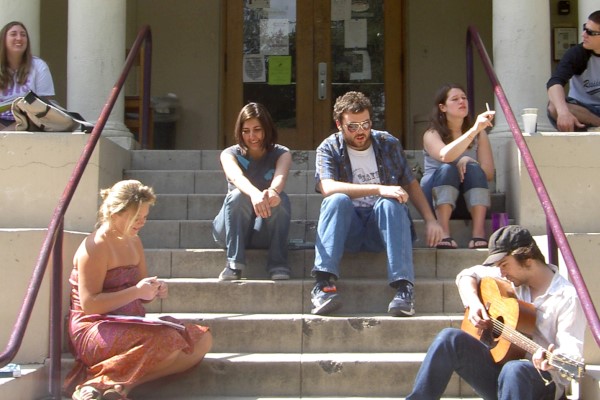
[461,276,585,381]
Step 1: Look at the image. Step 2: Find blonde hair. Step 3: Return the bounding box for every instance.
[96,180,156,231]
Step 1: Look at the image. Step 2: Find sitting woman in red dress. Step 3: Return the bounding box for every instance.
[63,180,212,400]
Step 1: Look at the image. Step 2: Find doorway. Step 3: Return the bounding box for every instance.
[223,0,403,150]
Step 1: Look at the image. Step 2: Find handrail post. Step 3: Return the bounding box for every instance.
[466,30,475,120]
[141,30,152,149]
[49,220,64,399]
[546,220,559,266]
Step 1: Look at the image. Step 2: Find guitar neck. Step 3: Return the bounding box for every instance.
[492,319,584,380]
[494,319,541,356]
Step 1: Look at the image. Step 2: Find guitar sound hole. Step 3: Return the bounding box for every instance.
[480,316,503,348]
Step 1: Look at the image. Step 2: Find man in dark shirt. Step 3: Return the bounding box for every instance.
[547,10,600,132]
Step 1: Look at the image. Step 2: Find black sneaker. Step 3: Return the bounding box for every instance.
[218,266,242,281]
[311,281,342,315]
[388,281,415,317]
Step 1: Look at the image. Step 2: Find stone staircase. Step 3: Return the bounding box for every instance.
[116,149,500,399]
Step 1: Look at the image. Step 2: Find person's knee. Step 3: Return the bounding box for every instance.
[464,162,487,183]
[225,189,246,206]
[498,360,531,384]
[320,193,353,214]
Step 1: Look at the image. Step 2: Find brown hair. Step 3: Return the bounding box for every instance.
[96,180,156,231]
[510,242,546,265]
[0,22,32,91]
[589,10,600,25]
[233,102,278,153]
[332,91,373,124]
[428,83,472,145]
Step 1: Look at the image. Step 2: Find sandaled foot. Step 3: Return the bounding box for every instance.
[469,237,488,249]
[103,386,130,400]
[73,386,102,400]
[436,237,458,249]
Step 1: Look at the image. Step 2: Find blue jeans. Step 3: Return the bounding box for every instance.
[212,189,291,274]
[407,328,559,400]
[421,162,489,212]
[312,193,414,284]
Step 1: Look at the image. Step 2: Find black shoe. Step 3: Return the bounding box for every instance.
[388,281,415,317]
[219,266,242,281]
[311,281,342,315]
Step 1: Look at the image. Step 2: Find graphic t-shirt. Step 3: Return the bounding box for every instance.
[347,144,380,207]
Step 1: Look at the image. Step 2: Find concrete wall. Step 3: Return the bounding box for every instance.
[0,230,85,363]
[0,134,130,232]
[516,133,600,235]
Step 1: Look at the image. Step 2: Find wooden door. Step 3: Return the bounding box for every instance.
[222,0,403,150]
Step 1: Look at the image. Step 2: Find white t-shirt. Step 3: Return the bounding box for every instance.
[0,56,55,120]
[347,144,380,207]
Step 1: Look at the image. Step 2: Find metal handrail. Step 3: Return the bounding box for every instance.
[466,25,600,348]
[0,25,152,399]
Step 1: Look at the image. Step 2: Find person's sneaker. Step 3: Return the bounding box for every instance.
[218,266,242,281]
[270,270,290,280]
[388,281,415,317]
[311,281,342,315]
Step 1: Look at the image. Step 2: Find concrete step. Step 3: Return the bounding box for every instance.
[148,312,464,354]
[143,278,463,315]
[143,248,488,280]
[150,193,327,221]
[130,149,316,171]
[129,352,478,398]
[138,218,507,249]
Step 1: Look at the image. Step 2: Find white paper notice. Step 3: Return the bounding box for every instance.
[260,19,290,55]
[243,54,266,83]
[345,19,367,48]
[331,0,352,21]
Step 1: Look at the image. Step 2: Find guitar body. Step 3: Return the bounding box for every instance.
[461,277,537,364]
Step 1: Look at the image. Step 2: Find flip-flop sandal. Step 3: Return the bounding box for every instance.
[469,237,489,249]
[436,237,458,249]
[103,389,131,400]
[72,386,102,400]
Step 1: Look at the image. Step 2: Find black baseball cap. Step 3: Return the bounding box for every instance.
[482,225,535,266]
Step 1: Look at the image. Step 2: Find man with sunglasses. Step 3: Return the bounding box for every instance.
[310,91,443,316]
[547,10,600,132]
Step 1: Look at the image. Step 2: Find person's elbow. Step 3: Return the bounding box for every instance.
[318,180,336,197]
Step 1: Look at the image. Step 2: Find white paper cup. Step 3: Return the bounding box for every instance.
[522,107,538,115]
[522,113,538,133]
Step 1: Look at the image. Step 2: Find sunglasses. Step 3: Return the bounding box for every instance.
[583,24,600,36]
[344,120,372,133]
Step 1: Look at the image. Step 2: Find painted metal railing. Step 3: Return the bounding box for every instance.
[0,25,152,399]
[466,25,600,348]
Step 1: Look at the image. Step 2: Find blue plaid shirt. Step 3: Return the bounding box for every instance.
[315,130,415,193]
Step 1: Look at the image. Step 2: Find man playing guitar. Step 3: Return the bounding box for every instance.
[406,225,585,400]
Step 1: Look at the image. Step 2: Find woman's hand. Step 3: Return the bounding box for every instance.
[136,276,161,301]
[472,110,495,135]
[456,156,478,182]
[156,280,168,299]
[251,190,271,218]
[266,188,281,207]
